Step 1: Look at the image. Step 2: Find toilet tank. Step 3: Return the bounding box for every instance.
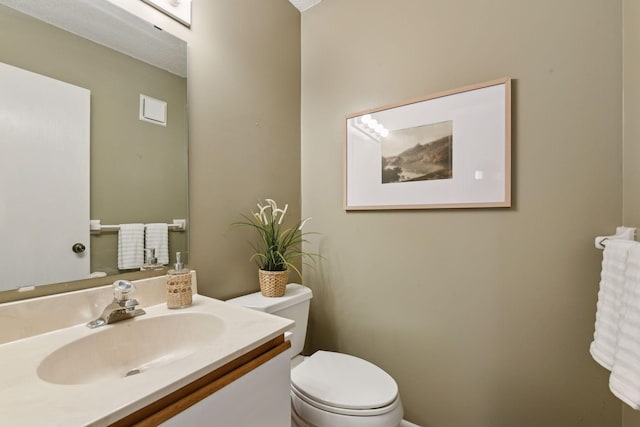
[226,284,312,357]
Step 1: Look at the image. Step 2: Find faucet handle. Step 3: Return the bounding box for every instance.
[113,280,135,302]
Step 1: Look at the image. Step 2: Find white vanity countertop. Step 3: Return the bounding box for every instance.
[0,294,294,426]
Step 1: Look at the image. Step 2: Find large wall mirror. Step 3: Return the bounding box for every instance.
[0,0,188,302]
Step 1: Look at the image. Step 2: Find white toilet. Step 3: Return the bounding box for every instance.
[227,283,404,427]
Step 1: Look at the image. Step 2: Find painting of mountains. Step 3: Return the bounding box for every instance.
[382,120,453,184]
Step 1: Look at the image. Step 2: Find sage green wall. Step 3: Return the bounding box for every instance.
[622,0,640,425]
[187,1,301,299]
[0,5,187,276]
[301,1,622,426]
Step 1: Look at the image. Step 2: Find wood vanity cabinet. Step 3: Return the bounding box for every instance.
[110,336,291,427]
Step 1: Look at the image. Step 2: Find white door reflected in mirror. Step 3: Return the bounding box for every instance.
[0,62,90,291]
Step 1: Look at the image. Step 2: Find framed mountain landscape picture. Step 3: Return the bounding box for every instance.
[344,77,511,210]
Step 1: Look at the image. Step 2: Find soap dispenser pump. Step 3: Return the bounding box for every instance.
[166,252,192,309]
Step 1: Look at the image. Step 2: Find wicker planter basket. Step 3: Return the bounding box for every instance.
[258,269,289,297]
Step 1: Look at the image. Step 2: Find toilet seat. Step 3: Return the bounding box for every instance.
[291,390,404,427]
[291,386,402,416]
[290,351,402,423]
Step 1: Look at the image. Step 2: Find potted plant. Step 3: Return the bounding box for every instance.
[232,199,317,297]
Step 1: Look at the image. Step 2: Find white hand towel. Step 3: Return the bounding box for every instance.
[117,223,145,270]
[145,223,169,265]
[609,244,640,409]
[590,239,636,369]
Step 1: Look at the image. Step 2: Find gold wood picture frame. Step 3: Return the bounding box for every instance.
[344,77,512,210]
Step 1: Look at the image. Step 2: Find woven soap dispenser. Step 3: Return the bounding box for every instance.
[166,252,192,309]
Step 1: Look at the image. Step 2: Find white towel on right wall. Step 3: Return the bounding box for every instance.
[609,244,640,409]
[590,239,636,369]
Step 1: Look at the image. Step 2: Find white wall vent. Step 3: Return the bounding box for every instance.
[139,94,167,126]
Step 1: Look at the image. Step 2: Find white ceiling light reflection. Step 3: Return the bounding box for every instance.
[354,114,389,141]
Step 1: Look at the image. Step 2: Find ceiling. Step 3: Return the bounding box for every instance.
[289,0,322,12]
[0,0,187,77]
[0,0,322,75]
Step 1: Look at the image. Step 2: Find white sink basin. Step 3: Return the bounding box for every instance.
[1,290,294,426]
[37,312,224,385]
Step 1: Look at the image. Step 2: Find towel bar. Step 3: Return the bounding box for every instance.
[595,226,636,249]
[90,219,186,234]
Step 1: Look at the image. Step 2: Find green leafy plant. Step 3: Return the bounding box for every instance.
[232,199,318,278]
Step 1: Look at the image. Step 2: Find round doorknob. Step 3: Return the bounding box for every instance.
[72,243,86,253]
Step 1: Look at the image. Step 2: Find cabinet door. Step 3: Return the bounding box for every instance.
[161,349,291,427]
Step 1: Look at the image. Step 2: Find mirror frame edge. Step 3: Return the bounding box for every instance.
[0,268,184,303]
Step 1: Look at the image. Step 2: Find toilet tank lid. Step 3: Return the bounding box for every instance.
[226,283,312,314]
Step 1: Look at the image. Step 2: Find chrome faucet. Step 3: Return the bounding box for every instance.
[87,280,146,328]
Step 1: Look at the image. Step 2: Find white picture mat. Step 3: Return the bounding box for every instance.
[345,82,509,209]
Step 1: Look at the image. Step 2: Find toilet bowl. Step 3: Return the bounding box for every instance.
[290,350,403,427]
[227,284,404,427]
